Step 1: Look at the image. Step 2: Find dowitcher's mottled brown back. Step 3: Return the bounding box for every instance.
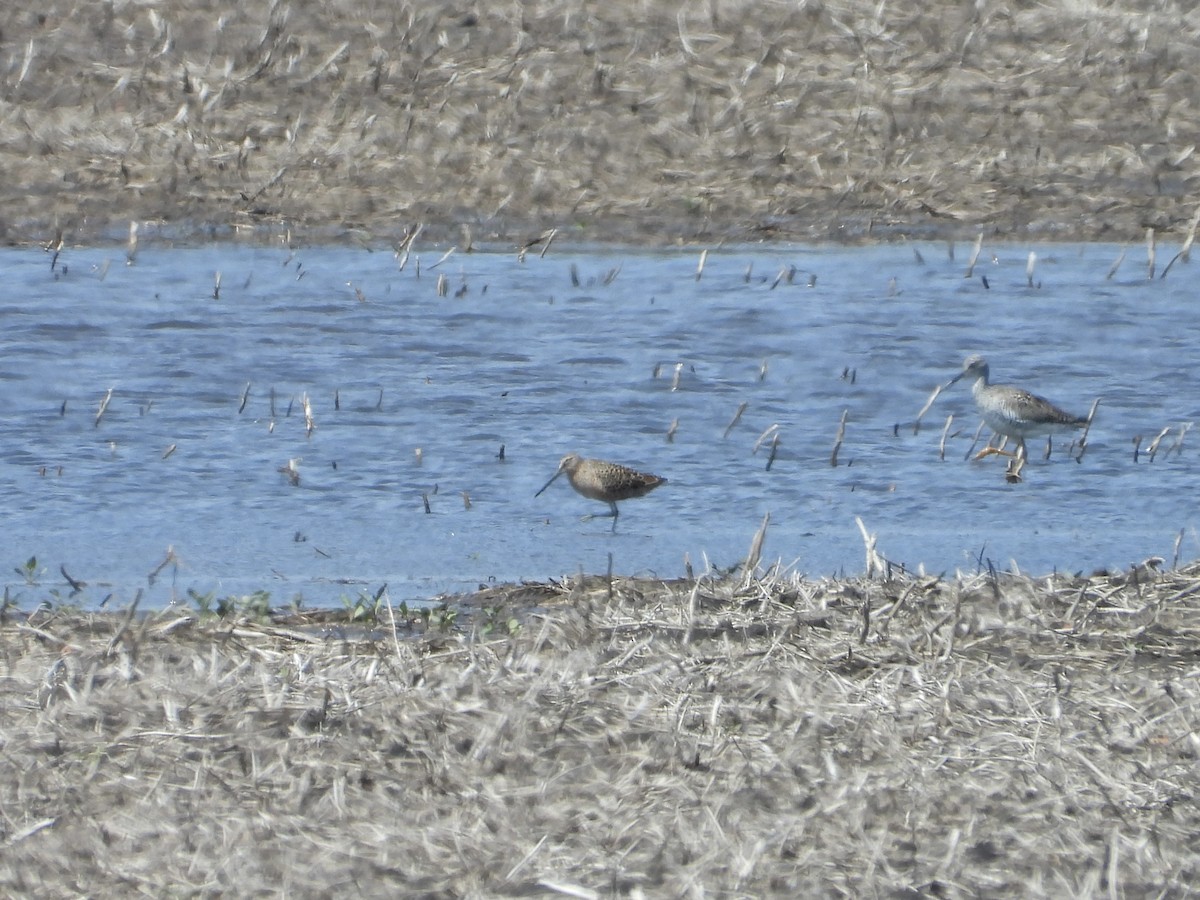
[535,453,666,531]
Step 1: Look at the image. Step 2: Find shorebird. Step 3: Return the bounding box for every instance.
[535,453,666,532]
[947,355,1088,461]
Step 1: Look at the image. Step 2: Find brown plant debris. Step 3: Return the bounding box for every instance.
[2,561,1199,896]
[2,1,1200,245]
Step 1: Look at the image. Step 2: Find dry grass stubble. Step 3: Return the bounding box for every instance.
[2,562,1198,896]
[2,1,1200,244]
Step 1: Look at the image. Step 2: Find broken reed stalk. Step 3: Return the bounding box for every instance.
[1161,204,1200,277]
[60,565,85,593]
[738,512,770,592]
[1166,422,1192,456]
[723,401,748,439]
[94,387,114,427]
[1026,251,1037,287]
[517,230,556,262]
[695,249,707,281]
[752,423,780,455]
[303,394,315,439]
[213,271,222,300]
[428,247,456,271]
[1006,454,1025,483]
[1073,398,1102,460]
[1107,249,1126,280]
[394,224,423,272]
[913,383,943,435]
[1146,227,1156,280]
[45,230,63,272]
[126,221,138,266]
[146,546,177,586]
[964,233,983,278]
[538,228,557,259]
[670,363,683,391]
[1184,204,1200,262]
[963,420,989,461]
[666,418,678,442]
[855,516,885,580]
[1145,426,1171,461]
[682,578,701,644]
[766,433,779,470]
[938,414,953,461]
[830,409,847,467]
[239,382,251,414]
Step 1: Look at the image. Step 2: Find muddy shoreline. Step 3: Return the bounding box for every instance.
[4,1,1199,247]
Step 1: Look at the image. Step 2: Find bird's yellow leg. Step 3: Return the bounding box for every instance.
[973,436,1016,460]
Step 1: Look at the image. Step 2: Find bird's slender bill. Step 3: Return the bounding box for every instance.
[535,467,564,497]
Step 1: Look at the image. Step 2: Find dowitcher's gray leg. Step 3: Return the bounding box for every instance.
[581,501,621,532]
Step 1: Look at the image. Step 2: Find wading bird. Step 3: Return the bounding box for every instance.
[947,355,1089,462]
[535,453,666,532]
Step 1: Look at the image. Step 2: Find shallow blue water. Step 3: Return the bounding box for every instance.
[2,239,1196,609]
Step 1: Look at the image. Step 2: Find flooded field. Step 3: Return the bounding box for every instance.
[5,3,1199,896]
[3,237,1197,610]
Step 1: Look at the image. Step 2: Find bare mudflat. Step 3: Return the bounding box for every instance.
[3,1,1200,246]
[3,560,1198,896]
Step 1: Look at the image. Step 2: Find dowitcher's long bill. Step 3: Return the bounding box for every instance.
[535,453,666,532]
[947,355,1088,461]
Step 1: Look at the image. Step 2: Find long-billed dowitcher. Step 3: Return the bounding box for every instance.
[535,453,666,532]
[947,355,1088,461]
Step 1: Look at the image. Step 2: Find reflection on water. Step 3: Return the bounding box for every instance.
[2,240,1197,609]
